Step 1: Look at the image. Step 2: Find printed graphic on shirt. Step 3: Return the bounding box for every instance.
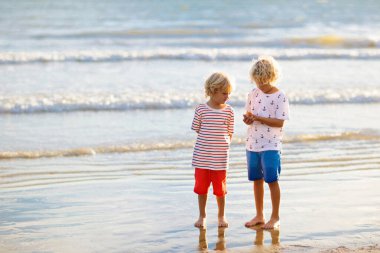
[245,88,289,152]
[191,104,235,170]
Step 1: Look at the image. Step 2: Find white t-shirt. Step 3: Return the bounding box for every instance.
[245,88,290,152]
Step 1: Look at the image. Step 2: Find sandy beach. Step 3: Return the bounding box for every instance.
[1,1,380,252]
[1,139,379,252]
[322,246,380,253]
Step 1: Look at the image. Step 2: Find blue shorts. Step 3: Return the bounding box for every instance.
[246,150,281,183]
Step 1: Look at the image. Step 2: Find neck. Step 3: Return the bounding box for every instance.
[207,99,225,109]
[259,83,274,93]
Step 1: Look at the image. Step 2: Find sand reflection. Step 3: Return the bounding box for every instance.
[198,227,226,251]
[198,228,208,251]
[251,227,280,246]
[250,225,281,252]
[198,226,280,252]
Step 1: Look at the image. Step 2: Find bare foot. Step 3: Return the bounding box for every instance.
[218,216,228,228]
[194,217,206,228]
[261,218,280,229]
[245,216,265,227]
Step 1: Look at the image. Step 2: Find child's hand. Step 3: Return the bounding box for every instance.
[243,112,254,125]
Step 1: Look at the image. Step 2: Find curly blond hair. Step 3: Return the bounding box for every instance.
[250,56,280,85]
[204,72,233,97]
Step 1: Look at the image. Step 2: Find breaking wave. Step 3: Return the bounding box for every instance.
[1,131,379,160]
[1,89,380,114]
[1,47,380,64]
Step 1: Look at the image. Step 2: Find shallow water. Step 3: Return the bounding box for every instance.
[1,138,380,252]
[1,0,380,252]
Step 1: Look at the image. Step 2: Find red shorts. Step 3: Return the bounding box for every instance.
[194,168,227,197]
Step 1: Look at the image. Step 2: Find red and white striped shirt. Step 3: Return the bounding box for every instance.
[191,103,235,170]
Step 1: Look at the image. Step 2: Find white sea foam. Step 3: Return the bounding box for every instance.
[1,89,379,114]
[1,130,379,160]
[1,47,380,64]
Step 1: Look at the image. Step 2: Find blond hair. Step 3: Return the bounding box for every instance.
[250,56,280,85]
[204,72,233,97]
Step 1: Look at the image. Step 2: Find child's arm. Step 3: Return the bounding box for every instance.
[243,92,254,125]
[248,92,289,127]
[228,108,235,140]
[191,106,201,133]
[250,115,284,128]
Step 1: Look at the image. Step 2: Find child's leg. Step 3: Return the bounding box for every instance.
[194,168,211,228]
[245,151,266,227]
[195,194,207,228]
[245,179,265,227]
[210,170,228,227]
[254,179,265,216]
[261,151,281,229]
[216,196,228,227]
[262,180,280,229]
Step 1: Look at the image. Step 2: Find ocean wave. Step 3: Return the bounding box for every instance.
[32,28,224,39]
[29,31,380,49]
[287,35,379,48]
[1,131,379,160]
[0,93,199,113]
[0,142,194,160]
[1,90,379,114]
[285,131,380,143]
[1,47,380,64]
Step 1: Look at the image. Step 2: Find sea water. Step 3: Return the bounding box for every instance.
[1,1,380,252]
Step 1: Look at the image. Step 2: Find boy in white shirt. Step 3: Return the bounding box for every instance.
[243,56,289,229]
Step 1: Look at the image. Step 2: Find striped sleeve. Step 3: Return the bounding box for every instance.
[227,107,234,135]
[191,105,201,132]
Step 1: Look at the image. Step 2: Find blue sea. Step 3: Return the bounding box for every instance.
[1,1,380,252]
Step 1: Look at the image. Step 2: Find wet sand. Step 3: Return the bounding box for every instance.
[198,227,379,253]
[320,245,380,253]
[0,142,379,252]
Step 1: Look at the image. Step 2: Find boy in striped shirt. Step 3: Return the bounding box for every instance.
[191,72,235,228]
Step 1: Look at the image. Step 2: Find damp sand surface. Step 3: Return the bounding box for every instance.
[1,140,379,253]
